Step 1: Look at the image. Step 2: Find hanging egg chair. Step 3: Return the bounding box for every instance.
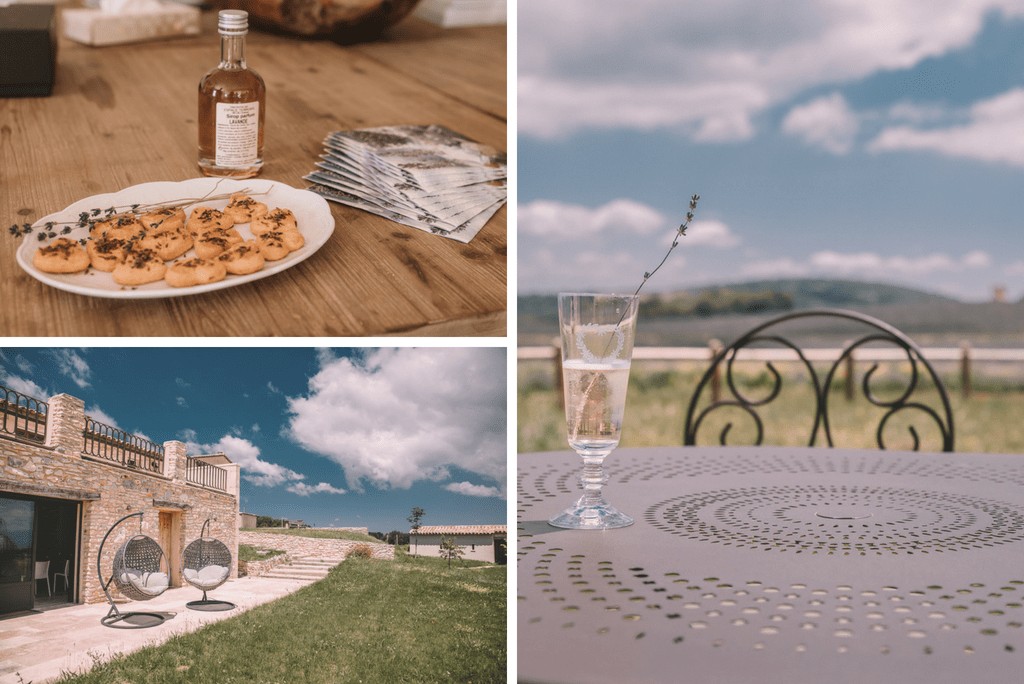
[182,518,235,611]
[98,512,171,628]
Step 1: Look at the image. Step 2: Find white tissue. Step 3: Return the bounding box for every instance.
[99,0,166,14]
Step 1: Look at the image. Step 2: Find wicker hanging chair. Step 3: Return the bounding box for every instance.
[182,518,235,611]
[98,512,171,629]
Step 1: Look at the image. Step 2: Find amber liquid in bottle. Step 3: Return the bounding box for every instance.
[198,10,266,178]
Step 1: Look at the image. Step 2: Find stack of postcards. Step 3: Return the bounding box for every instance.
[304,125,507,243]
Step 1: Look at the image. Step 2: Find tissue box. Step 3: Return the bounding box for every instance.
[0,4,57,97]
[63,3,200,47]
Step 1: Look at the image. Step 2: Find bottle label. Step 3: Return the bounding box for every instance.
[215,102,259,166]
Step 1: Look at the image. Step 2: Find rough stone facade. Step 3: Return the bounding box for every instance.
[238,531,395,560]
[1,393,240,606]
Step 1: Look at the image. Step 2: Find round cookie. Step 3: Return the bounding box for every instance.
[91,214,146,241]
[112,248,167,286]
[194,228,243,259]
[86,235,127,272]
[33,238,90,274]
[138,229,192,261]
[140,207,186,234]
[251,208,298,235]
[165,257,227,288]
[256,230,293,261]
[224,193,268,224]
[186,206,233,237]
[216,241,265,275]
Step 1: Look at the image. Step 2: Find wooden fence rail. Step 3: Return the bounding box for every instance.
[519,344,1024,402]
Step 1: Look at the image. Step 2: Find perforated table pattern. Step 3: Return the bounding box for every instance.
[518,447,1024,684]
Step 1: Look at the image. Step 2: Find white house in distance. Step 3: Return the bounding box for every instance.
[412,525,507,564]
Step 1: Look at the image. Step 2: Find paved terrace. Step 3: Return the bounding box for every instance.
[0,575,317,683]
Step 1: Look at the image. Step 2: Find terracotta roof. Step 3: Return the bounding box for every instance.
[413,525,507,535]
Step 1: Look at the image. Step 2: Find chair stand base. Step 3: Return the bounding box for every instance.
[186,599,236,612]
[101,611,168,629]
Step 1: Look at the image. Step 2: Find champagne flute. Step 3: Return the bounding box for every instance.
[549,292,639,529]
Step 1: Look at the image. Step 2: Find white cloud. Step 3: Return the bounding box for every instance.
[782,93,860,154]
[48,349,91,389]
[810,250,991,275]
[444,481,504,498]
[869,88,1024,166]
[682,220,741,248]
[518,198,665,239]
[184,434,304,488]
[267,381,281,395]
[287,481,347,496]
[85,405,121,430]
[13,355,33,375]
[176,396,189,408]
[741,250,992,280]
[175,377,190,389]
[1006,260,1024,276]
[519,0,1024,140]
[0,372,48,399]
[285,349,506,495]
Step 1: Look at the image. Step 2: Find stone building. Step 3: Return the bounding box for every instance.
[0,389,239,616]
[412,525,507,564]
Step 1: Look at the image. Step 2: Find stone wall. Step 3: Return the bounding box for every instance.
[238,531,395,560]
[238,553,290,577]
[0,393,239,605]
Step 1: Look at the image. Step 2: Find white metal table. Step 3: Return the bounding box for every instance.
[518,447,1024,683]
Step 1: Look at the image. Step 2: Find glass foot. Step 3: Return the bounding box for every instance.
[549,499,634,530]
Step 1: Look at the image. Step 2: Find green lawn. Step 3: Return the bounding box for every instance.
[60,556,506,684]
[237,544,285,562]
[245,528,380,544]
[519,361,1024,454]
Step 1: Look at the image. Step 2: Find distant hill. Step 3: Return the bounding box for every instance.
[519,279,1022,347]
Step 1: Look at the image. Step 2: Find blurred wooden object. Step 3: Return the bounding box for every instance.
[230,0,421,43]
[0,10,506,337]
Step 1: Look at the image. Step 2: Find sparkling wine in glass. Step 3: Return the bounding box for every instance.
[549,292,639,529]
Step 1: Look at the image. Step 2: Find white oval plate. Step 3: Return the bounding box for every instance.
[16,178,335,299]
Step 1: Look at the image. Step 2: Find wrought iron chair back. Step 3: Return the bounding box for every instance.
[683,309,955,451]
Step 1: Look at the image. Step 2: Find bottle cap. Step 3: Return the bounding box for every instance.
[218,10,249,35]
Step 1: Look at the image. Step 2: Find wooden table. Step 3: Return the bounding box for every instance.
[519,446,1024,684]
[0,12,506,337]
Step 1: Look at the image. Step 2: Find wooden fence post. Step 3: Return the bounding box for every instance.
[709,339,723,403]
[843,341,855,401]
[960,341,972,399]
[553,337,564,409]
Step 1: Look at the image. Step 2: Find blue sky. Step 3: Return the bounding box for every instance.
[518,0,1024,301]
[0,347,506,533]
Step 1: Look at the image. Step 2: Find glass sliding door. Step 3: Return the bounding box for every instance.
[0,495,36,615]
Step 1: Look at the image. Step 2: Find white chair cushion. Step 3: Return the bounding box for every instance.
[197,565,228,583]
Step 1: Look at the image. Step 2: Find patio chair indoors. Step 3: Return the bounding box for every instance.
[53,559,70,593]
[683,308,955,451]
[34,560,50,596]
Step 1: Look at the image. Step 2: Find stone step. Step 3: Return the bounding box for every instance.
[263,568,330,580]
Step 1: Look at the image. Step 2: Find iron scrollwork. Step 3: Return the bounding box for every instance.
[683,309,955,451]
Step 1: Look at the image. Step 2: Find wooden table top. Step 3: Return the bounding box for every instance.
[0,12,506,337]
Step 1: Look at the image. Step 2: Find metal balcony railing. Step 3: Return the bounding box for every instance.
[185,457,228,492]
[0,385,47,443]
[83,417,164,473]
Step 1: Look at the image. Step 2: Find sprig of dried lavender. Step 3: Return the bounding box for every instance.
[633,193,700,299]
[7,186,269,242]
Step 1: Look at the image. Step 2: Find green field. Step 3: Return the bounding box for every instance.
[519,361,1024,454]
[60,556,506,684]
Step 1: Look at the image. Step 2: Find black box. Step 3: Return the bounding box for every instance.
[0,4,57,97]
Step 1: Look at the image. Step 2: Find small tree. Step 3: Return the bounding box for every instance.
[438,535,464,569]
[407,506,425,556]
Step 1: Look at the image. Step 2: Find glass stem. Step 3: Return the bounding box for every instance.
[579,455,608,506]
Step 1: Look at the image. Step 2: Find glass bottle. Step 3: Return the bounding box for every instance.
[198,10,266,178]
